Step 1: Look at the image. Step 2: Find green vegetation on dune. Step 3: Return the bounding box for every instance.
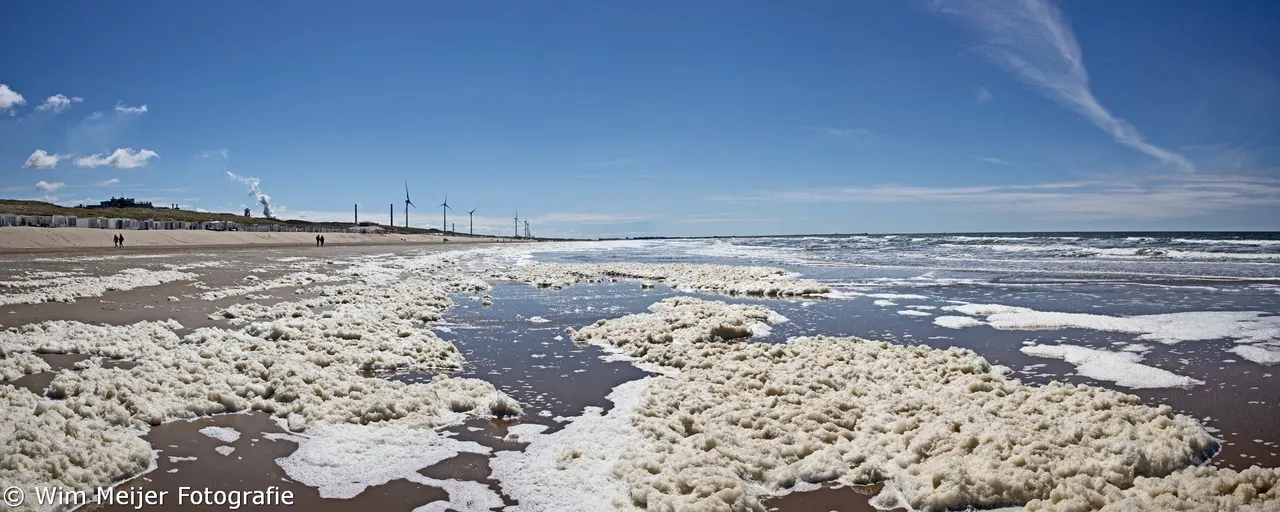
[0,199,445,234]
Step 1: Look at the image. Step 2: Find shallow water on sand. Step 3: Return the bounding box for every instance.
[3,238,1278,511]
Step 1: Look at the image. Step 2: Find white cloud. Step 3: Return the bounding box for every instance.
[75,148,160,169]
[24,149,69,169]
[979,156,1014,166]
[0,84,25,114]
[35,181,65,193]
[35,94,84,113]
[114,101,148,114]
[196,148,229,160]
[932,0,1194,172]
[99,178,120,187]
[711,174,1280,221]
[976,86,992,103]
[530,212,655,224]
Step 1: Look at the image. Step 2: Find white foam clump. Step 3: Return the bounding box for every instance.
[571,297,789,372]
[500,262,830,297]
[215,446,235,456]
[563,298,1229,511]
[1030,465,1280,510]
[199,426,242,444]
[490,379,652,511]
[2,249,523,508]
[1,385,153,512]
[199,271,330,300]
[872,299,896,307]
[896,310,931,317]
[211,300,320,325]
[1021,344,1204,389]
[933,315,985,329]
[528,316,551,324]
[273,423,499,508]
[1230,345,1280,366]
[941,303,1280,344]
[0,320,184,380]
[0,268,195,305]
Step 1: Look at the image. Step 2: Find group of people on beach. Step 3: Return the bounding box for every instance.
[112,234,124,247]
[315,235,326,247]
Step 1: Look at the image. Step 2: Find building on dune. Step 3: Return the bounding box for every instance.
[0,210,351,233]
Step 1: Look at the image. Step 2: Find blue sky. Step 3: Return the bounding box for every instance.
[3,0,1278,237]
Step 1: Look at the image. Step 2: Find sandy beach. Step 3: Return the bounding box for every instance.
[0,227,515,253]
[1,237,1277,512]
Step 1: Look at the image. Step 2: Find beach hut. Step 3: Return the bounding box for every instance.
[2,214,18,227]
[51,216,73,227]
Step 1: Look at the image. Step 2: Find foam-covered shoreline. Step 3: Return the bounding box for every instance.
[0,250,523,511]
[498,261,831,297]
[559,298,1276,511]
[2,242,1278,511]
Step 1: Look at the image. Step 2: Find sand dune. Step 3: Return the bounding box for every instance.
[0,227,511,252]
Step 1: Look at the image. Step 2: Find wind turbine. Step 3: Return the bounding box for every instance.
[468,206,478,236]
[514,209,519,238]
[404,182,415,228]
[439,192,453,234]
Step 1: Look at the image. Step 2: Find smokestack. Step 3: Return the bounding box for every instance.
[390,203,394,227]
[354,204,358,225]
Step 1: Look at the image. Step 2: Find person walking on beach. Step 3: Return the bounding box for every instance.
[316,234,320,247]
[118,233,124,247]
[320,235,325,247]
[113,234,119,247]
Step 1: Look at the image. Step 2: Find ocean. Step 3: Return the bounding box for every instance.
[510,233,1280,471]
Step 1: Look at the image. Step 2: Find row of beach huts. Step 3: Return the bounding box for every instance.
[0,213,356,233]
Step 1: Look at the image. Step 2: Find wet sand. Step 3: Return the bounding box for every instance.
[2,243,1277,511]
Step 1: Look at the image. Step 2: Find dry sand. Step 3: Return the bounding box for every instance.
[0,226,517,253]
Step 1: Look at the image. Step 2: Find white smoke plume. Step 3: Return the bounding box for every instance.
[226,171,274,218]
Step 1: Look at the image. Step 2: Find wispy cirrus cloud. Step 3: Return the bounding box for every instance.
[821,128,875,145]
[24,149,71,169]
[36,94,83,113]
[979,156,1014,166]
[75,148,159,169]
[99,178,120,187]
[931,0,1194,172]
[530,212,655,225]
[114,101,148,114]
[196,148,229,160]
[710,174,1280,221]
[0,84,24,114]
[976,86,992,104]
[676,213,762,224]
